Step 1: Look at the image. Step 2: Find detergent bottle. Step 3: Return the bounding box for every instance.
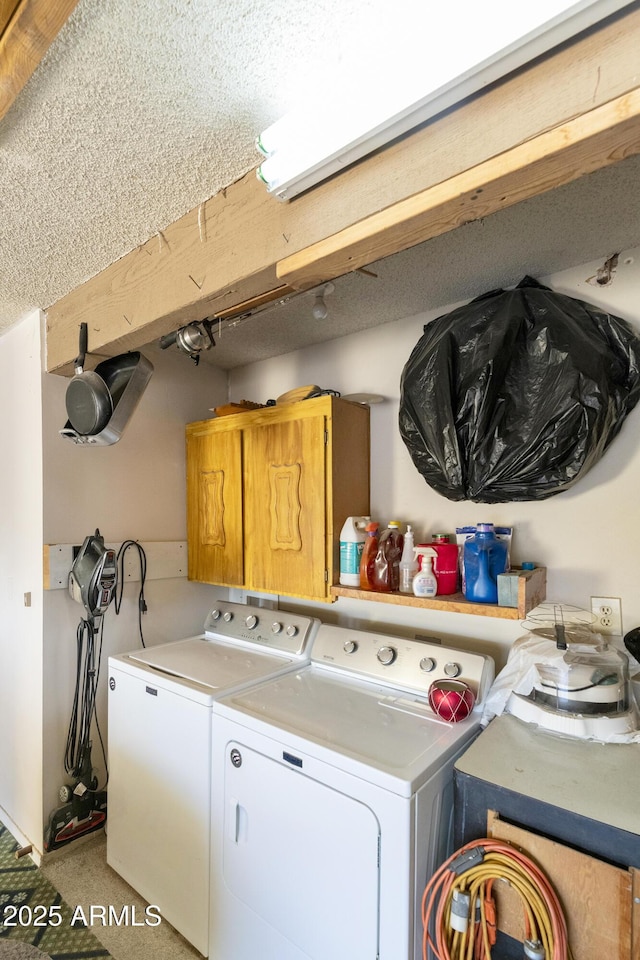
[339,516,370,587]
[428,533,459,595]
[462,522,509,604]
[412,547,438,598]
[372,521,404,592]
[399,524,418,594]
[359,522,379,590]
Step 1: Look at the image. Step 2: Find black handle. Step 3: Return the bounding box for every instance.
[75,323,88,369]
[159,330,178,350]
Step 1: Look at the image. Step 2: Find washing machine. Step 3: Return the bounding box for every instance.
[107,600,319,956]
[209,623,494,960]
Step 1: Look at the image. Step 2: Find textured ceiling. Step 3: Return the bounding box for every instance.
[0,0,409,335]
[2,0,640,365]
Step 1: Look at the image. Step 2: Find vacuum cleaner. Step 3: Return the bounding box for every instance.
[45,530,117,851]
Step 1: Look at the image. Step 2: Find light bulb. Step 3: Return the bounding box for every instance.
[310,282,334,321]
[312,295,328,321]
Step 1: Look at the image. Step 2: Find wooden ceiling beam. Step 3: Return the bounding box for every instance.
[278,88,640,290]
[0,0,80,122]
[44,5,640,374]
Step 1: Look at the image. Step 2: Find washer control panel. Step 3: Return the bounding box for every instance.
[204,601,319,656]
[312,624,494,701]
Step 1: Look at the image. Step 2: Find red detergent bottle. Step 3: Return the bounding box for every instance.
[427,533,459,595]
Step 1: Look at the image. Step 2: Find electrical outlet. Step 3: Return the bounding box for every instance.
[590,596,622,635]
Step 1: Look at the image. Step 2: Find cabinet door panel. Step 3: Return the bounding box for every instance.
[186,428,243,585]
[244,416,326,598]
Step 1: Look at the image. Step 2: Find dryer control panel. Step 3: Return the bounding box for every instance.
[311,624,494,702]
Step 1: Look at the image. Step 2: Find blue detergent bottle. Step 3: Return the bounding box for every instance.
[463,523,508,604]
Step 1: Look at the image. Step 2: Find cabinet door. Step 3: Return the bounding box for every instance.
[186,426,244,585]
[243,414,327,599]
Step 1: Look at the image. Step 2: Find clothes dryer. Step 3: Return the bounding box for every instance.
[209,623,494,960]
[107,600,319,955]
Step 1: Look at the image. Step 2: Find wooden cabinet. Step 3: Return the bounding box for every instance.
[186,396,370,601]
[455,715,640,958]
[486,811,639,960]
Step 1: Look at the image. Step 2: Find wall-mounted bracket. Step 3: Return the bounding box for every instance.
[43,541,187,590]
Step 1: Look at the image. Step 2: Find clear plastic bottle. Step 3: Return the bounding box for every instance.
[462,522,508,604]
[359,522,379,591]
[399,524,418,594]
[371,521,404,592]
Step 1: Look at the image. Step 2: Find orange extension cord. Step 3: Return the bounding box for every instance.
[422,838,573,960]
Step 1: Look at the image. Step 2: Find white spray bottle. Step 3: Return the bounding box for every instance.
[412,547,438,598]
[399,524,418,594]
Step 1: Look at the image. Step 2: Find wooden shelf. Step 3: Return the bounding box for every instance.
[330,566,546,620]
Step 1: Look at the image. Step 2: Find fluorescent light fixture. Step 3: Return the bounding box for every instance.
[257,0,634,201]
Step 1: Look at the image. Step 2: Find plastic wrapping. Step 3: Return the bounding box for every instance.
[482,632,640,743]
[399,277,640,502]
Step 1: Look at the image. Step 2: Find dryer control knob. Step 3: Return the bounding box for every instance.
[420,657,436,672]
[444,661,461,678]
[271,621,283,634]
[245,615,258,629]
[377,645,397,666]
[286,624,299,637]
[223,611,233,622]
[343,640,358,654]
[210,609,221,621]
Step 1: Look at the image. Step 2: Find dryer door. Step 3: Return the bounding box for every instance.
[222,740,380,959]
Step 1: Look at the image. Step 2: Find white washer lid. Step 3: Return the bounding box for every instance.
[123,637,298,693]
[216,665,480,793]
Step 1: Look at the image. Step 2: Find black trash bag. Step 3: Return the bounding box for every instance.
[399,276,640,503]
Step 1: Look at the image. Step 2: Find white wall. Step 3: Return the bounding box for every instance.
[6,245,640,848]
[229,248,640,671]
[0,311,44,847]
[39,344,229,842]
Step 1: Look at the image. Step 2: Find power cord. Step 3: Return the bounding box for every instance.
[114,539,148,647]
[422,837,573,960]
[64,615,108,791]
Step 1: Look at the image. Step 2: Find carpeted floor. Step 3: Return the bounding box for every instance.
[0,821,111,959]
[40,833,201,960]
[1,821,200,960]
[0,944,52,958]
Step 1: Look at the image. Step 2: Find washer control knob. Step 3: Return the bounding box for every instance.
[286,624,299,638]
[444,661,461,678]
[223,611,233,623]
[271,621,283,634]
[377,645,397,666]
[210,609,221,621]
[420,657,436,672]
[343,640,358,654]
[245,615,258,629]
